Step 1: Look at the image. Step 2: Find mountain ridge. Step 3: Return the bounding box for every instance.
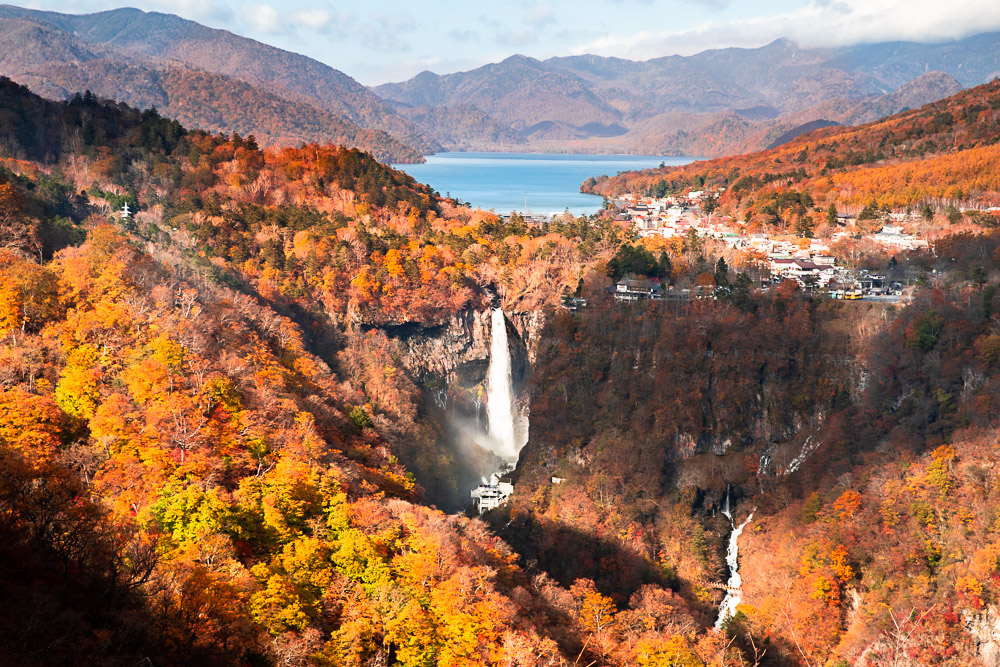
[374,34,1000,156]
[0,5,433,161]
[582,77,1000,216]
[0,4,993,161]
[7,36,1000,666]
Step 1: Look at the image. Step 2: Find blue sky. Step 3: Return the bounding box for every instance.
[18,0,1000,85]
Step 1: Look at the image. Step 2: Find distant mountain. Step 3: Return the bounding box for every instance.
[0,4,993,162]
[379,55,622,131]
[388,103,527,151]
[0,6,431,162]
[837,70,965,125]
[774,70,965,132]
[375,35,1000,157]
[583,77,1000,214]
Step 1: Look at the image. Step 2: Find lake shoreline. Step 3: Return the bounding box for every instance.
[394,152,696,217]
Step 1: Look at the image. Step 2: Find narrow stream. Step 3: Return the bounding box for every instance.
[715,512,753,629]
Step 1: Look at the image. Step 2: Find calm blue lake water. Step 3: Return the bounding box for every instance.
[394,152,696,216]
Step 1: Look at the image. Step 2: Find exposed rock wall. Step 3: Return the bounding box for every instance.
[966,607,1000,667]
[378,308,543,498]
[393,308,541,401]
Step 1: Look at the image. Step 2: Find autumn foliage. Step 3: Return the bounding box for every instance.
[586,79,1000,220]
[7,61,1000,667]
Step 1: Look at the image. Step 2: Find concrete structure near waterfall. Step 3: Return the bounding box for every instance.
[471,479,514,513]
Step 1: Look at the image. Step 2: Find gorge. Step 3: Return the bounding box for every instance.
[7,51,1000,666]
[387,305,537,510]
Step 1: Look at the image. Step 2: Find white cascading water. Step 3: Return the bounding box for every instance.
[715,513,753,629]
[485,308,526,462]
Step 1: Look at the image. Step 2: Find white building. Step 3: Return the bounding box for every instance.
[769,258,839,287]
[869,225,929,250]
[471,480,514,514]
[611,278,663,301]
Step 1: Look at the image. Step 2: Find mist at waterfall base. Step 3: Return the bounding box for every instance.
[423,309,528,511]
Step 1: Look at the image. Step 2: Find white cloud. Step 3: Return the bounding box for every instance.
[353,12,416,52]
[246,3,281,34]
[290,8,331,30]
[140,0,235,24]
[571,0,1000,59]
[239,4,355,36]
[447,28,479,42]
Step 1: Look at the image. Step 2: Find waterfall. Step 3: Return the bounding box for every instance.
[721,486,732,521]
[715,513,753,629]
[485,308,527,463]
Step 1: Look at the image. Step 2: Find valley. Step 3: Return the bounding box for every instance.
[3,5,1000,667]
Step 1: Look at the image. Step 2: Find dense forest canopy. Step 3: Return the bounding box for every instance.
[4,73,1000,667]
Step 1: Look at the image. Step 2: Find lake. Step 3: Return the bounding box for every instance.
[394,152,696,217]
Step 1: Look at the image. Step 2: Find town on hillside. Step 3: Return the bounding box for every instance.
[588,187,996,304]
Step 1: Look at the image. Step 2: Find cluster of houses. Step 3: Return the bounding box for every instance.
[617,192,721,241]
[620,187,941,243]
[603,192,941,300]
[621,196,931,253]
[606,258,898,303]
[868,225,929,250]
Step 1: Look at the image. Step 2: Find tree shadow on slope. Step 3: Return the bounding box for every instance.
[490,509,672,607]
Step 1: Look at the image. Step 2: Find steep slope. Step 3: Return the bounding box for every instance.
[0,6,432,160]
[10,56,421,162]
[585,78,1000,212]
[0,75,678,667]
[499,233,1000,665]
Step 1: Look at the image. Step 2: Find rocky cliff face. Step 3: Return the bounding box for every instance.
[394,308,542,403]
[379,307,543,507]
[965,607,1000,667]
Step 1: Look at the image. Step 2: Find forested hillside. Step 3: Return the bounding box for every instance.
[480,227,1000,665]
[0,77,701,666]
[7,64,1000,666]
[0,8,430,162]
[585,79,1000,216]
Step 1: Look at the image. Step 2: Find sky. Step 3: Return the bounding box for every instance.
[17,0,1000,85]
